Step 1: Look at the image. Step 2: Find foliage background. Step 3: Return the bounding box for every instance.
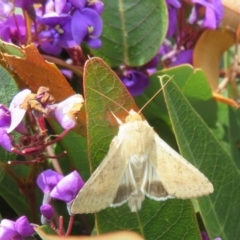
[0,0,239,240]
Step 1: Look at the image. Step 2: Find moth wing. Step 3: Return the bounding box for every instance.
[71,137,129,214]
[141,160,173,201]
[110,163,138,207]
[149,134,213,198]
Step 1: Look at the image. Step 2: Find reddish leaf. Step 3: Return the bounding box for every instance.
[0,42,86,136]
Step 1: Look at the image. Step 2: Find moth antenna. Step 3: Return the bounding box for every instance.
[87,87,129,114]
[110,111,123,125]
[138,75,173,114]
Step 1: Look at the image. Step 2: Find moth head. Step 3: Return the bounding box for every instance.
[125,110,142,122]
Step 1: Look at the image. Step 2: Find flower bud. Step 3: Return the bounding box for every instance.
[49,94,84,130]
[37,169,63,193]
[50,170,84,203]
[15,216,34,237]
[40,204,54,221]
[7,89,31,133]
[0,219,18,239]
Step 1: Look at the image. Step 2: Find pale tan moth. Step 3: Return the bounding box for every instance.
[71,78,213,214]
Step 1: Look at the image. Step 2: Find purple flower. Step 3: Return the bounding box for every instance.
[167,7,178,38]
[201,231,221,240]
[165,0,180,38]
[55,0,72,14]
[0,1,13,19]
[158,41,193,67]
[0,104,11,127]
[45,0,55,13]
[188,0,224,29]
[0,219,18,239]
[61,68,73,79]
[15,216,34,237]
[143,56,158,75]
[50,170,84,203]
[37,169,63,193]
[34,0,55,16]
[0,14,26,44]
[158,40,173,56]
[14,0,35,9]
[7,89,31,134]
[201,231,209,240]
[40,204,54,220]
[87,0,104,15]
[121,70,150,96]
[143,56,159,69]
[0,105,12,151]
[49,94,84,130]
[0,127,12,152]
[69,0,87,9]
[55,0,86,13]
[171,49,193,66]
[71,8,103,48]
[0,217,34,239]
[166,0,181,8]
[38,13,76,55]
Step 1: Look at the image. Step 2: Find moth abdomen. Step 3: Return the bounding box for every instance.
[128,192,145,212]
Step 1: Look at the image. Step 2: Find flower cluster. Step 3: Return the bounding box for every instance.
[160,0,223,67]
[37,169,84,222]
[0,0,104,55]
[0,167,84,238]
[0,87,83,159]
[0,216,35,239]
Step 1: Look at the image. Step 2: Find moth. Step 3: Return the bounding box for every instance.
[71,109,213,214]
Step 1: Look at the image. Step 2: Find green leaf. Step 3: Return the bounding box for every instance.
[135,65,217,128]
[0,165,32,218]
[0,65,19,105]
[134,65,218,155]
[161,77,240,239]
[84,57,201,239]
[93,0,168,67]
[35,225,58,240]
[35,225,58,236]
[0,39,25,57]
[225,106,240,168]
